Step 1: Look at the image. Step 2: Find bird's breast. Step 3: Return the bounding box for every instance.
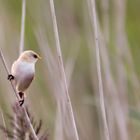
[11,61,35,91]
[12,61,35,76]
[20,61,35,73]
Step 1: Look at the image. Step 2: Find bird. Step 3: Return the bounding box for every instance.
[7,50,41,106]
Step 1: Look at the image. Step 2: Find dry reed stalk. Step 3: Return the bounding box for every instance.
[114,0,137,110]
[99,30,129,140]
[113,0,129,139]
[87,0,110,140]
[49,0,79,140]
[0,108,9,140]
[114,0,128,106]
[19,0,26,54]
[35,29,64,140]
[35,24,79,140]
[0,48,39,140]
[33,7,79,137]
[34,28,68,140]
[100,0,130,139]
[83,2,103,139]
[101,0,109,43]
[16,0,26,138]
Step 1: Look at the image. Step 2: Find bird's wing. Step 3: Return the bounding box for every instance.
[16,73,34,92]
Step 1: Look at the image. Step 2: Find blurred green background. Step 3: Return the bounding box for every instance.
[0,0,140,140]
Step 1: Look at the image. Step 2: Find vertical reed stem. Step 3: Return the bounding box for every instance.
[49,0,79,140]
[87,0,110,140]
[19,0,26,54]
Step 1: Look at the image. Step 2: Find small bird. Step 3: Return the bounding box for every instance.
[8,50,41,106]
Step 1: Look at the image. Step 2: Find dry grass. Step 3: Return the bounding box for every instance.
[0,0,139,140]
[0,103,48,140]
[87,0,110,140]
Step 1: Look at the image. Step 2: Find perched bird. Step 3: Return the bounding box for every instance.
[8,50,41,106]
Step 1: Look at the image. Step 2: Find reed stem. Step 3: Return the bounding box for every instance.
[19,0,26,54]
[87,0,110,140]
[49,0,79,140]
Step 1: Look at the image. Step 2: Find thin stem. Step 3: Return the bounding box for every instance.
[0,48,39,140]
[16,1,26,138]
[19,0,26,54]
[87,0,110,140]
[0,48,19,100]
[49,0,79,140]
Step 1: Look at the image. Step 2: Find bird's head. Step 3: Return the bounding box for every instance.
[19,50,41,63]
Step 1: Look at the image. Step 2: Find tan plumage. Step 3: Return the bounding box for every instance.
[9,50,41,104]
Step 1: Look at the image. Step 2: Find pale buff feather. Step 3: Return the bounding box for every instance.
[11,50,41,94]
[11,60,35,92]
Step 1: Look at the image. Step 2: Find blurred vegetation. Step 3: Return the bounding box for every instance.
[0,0,140,140]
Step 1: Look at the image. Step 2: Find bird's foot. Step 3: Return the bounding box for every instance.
[18,92,24,106]
[19,92,24,98]
[7,74,14,81]
[19,99,24,106]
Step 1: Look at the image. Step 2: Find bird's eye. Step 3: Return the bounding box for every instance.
[33,54,38,59]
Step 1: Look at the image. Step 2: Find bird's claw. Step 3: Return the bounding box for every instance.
[18,92,24,106]
[19,92,24,98]
[8,74,14,81]
[19,99,24,106]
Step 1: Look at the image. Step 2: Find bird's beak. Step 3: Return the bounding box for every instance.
[37,55,42,59]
